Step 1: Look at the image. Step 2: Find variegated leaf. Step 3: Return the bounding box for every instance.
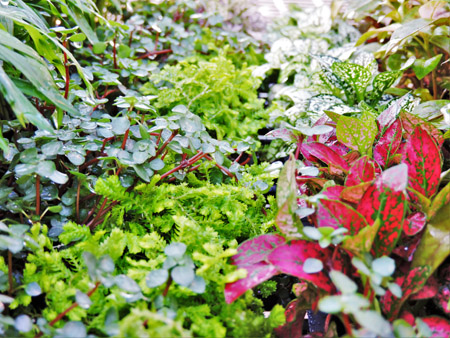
[318,199,368,235]
[336,113,378,155]
[268,240,334,292]
[345,156,377,187]
[357,164,408,257]
[402,126,441,199]
[300,142,350,172]
[374,119,403,168]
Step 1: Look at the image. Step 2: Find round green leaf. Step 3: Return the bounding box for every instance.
[146,269,169,288]
[171,266,195,287]
[318,296,342,314]
[188,275,206,294]
[15,314,32,333]
[69,33,86,42]
[372,256,396,277]
[111,117,130,135]
[25,282,42,297]
[36,161,56,178]
[164,242,186,259]
[330,270,357,294]
[303,258,323,274]
[93,42,107,54]
[42,141,62,157]
[75,290,92,309]
[67,152,85,166]
[149,159,165,171]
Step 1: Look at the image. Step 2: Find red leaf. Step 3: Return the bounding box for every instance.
[421,317,450,338]
[357,164,408,257]
[300,142,350,172]
[317,199,368,235]
[410,275,439,300]
[402,126,442,199]
[374,119,403,168]
[345,156,377,187]
[377,95,408,130]
[274,299,305,338]
[403,212,427,236]
[381,266,431,320]
[436,286,450,314]
[224,262,279,304]
[231,234,286,266]
[322,185,344,199]
[341,182,372,204]
[393,234,421,262]
[268,240,334,292]
[400,111,444,147]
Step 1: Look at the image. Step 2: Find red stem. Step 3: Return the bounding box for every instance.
[76,182,81,224]
[34,282,100,338]
[87,198,108,229]
[113,37,117,69]
[82,196,101,225]
[35,175,40,217]
[136,49,173,60]
[121,129,130,150]
[154,31,159,51]
[162,276,172,297]
[63,40,70,99]
[363,278,370,298]
[8,251,13,295]
[342,314,353,336]
[205,154,237,181]
[149,130,178,161]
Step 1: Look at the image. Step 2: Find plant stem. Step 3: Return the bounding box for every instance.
[34,281,100,338]
[76,181,81,223]
[342,314,352,336]
[35,175,40,217]
[162,276,172,297]
[87,198,108,229]
[113,36,118,69]
[7,251,13,295]
[121,129,130,150]
[136,49,173,60]
[63,40,70,99]
[149,130,178,161]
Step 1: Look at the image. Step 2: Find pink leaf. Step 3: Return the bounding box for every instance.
[374,119,403,168]
[377,95,408,130]
[224,262,279,304]
[231,234,286,266]
[318,199,368,235]
[357,164,408,256]
[421,317,450,338]
[402,126,442,199]
[400,111,444,147]
[403,212,427,236]
[381,266,431,319]
[268,240,334,292]
[300,142,350,171]
[410,275,439,300]
[345,156,377,187]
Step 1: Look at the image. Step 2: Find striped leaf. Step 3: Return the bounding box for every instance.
[374,119,403,168]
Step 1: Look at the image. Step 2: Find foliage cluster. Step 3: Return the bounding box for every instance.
[0,0,449,337]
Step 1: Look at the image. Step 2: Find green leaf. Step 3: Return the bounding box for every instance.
[146,269,169,288]
[14,314,32,333]
[372,256,396,277]
[412,200,450,275]
[367,70,402,104]
[118,45,131,58]
[25,282,41,296]
[354,311,392,337]
[276,155,297,209]
[42,141,63,157]
[0,65,53,132]
[171,266,195,287]
[75,290,92,309]
[318,296,342,314]
[330,270,357,294]
[412,55,443,80]
[188,275,206,294]
[93,42,107,54]
[336,112,378,155]
[149,159,165,171]
[111,117,130,135]
[67,152,85,166]
[303,258,323,274]
[331,62,372,103]
[36,161,56,178]
[68,33,86,42]
[165,243,186,258]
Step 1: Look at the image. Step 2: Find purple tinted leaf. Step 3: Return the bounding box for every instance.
[232,234,286,266]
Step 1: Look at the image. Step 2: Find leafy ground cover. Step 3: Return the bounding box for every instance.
[0,0,449,337]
